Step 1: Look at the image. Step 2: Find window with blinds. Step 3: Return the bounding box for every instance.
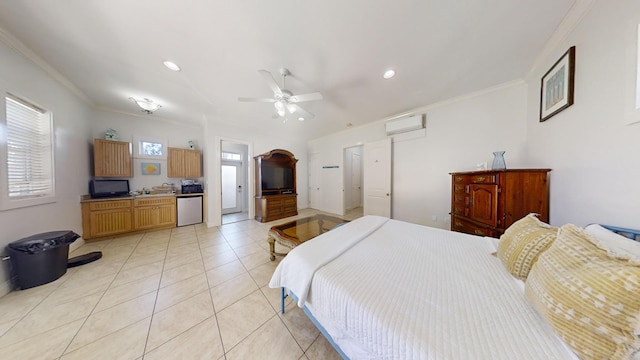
[4,94,54,201]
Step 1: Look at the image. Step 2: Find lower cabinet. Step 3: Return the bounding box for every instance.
[255,194,298,222]
[82,199,133,239]
[82,196,177,240]
[133,197,176,230]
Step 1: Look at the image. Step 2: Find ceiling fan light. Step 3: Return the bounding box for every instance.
[277,108,286,117]
[287,104,296,113]
[298,117,305,121]
[129,97,162,114]
[274,100,285,111]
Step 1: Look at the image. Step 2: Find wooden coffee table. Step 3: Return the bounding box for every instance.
[268,214,349,260]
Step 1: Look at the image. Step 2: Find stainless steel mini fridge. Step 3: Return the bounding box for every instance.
[176,195,203,226]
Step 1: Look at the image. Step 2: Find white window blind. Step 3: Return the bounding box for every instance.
[5,94,54,199]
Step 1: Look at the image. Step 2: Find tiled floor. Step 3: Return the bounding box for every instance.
[222,211,250,225]
[0,208,362,360]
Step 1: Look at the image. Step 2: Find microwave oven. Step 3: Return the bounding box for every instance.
[89,179,130,198]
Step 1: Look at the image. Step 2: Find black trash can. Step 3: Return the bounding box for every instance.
[7,231,79,289]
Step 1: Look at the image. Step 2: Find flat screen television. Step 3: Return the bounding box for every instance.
[261,167,294,190]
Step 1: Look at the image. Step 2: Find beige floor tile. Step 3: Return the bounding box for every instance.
[202,249,239,271]
[163,251,202,270]
[160,261,205,288]
[111,261,164,287]
[232,242,265,258]
[0,292,101,347]
[239,250,271,270]
[279,302,320,352]
[211,273,258,311]
[144,316,223,360]
[67,292,156,352]
[248,261,279,287]
[155,273,209,312]
[200,241,234,256]
[43,272,115,305]
[0,318,19,338]
[0,318,84,360]
[131,243,168,256]
[205,260,247,288]
[305,334,343,360]
[146,291,214,351]
[120,251,166,271]
[142,229,172,240]
[166,242,200,257]
[216,290,276,349]
[226,315,303,360]
[94,273,160,312]
[61,317,151,360]
[137,236,170,248]
[0,282,58,324]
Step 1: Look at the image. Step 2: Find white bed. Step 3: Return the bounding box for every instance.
[270,215,580,360]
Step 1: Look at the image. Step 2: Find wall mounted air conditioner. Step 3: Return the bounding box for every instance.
[385,114,425,135]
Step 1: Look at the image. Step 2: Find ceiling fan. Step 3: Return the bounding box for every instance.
[238,68,323,121]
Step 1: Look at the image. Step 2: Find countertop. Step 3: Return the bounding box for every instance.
[81,192,205,202]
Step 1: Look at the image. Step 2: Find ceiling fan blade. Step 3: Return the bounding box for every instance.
[238,97,275,103]
[289,104,315,120]
[258,69,283,96]
[289,92,323,103]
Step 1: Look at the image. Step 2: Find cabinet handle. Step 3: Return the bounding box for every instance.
[474,176,486,182]
[455,221,463,227]
[474,229,485,235]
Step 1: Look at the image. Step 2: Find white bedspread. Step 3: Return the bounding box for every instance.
[270,216,577,360]
[269,215,389,306]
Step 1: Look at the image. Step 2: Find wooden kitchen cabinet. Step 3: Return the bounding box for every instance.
[81,199,133,239]
[168,147,201,178]
[81,195,177,240]
[449,169,550,237]
[133,197,176,230]
[94,139,132,177]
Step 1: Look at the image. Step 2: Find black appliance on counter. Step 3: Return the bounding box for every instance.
[89,179,130,198]
[181,184,203,194]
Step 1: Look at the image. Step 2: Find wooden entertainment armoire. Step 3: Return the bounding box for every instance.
[254,149,298,222]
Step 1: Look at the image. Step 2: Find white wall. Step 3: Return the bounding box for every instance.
[308,82,529,226]
[91,110,204,193]
[525,0,640,227]
[0,40,92,295]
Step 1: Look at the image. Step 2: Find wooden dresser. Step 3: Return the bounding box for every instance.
[450,169,550,237]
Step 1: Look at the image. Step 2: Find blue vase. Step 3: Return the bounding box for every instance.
[491,151,506,170]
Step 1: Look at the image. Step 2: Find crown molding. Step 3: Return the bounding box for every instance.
[525,0,597,80]
[0,25,92,104]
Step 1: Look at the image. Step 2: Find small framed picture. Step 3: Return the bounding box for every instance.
[141,162,161,175]
[540,46,576,122]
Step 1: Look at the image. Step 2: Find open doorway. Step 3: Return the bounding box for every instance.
[343,145,364,218]
[221,141,249,224]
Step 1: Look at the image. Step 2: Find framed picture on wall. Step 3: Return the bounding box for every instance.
[141,162,161,175]
[540,46,576,122]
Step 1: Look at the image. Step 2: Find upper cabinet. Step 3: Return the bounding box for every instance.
[94,139,132,177]
[168,147,201,178]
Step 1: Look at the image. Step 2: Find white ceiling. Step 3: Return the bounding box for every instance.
[0,0,576,141]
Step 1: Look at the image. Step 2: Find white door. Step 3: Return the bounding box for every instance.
[363,138,391,217]
[308,153,321,209]
[221,161,242,214]
[351,152,362,208]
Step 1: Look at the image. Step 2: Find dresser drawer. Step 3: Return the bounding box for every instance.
[469,174,497,184]
[451,216,497,237]
[89,199,132,211]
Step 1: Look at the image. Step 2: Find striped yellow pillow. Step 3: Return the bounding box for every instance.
[497,213,557,280]
[525,224,640,360]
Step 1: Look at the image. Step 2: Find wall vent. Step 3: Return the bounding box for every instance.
[385,114,425,135]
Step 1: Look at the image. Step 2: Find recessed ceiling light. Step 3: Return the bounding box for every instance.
[163,60,181,71]
[383,69,396,79]
[298,117,305,121]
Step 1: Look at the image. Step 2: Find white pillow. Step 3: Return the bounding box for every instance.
[583,224,640,263]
